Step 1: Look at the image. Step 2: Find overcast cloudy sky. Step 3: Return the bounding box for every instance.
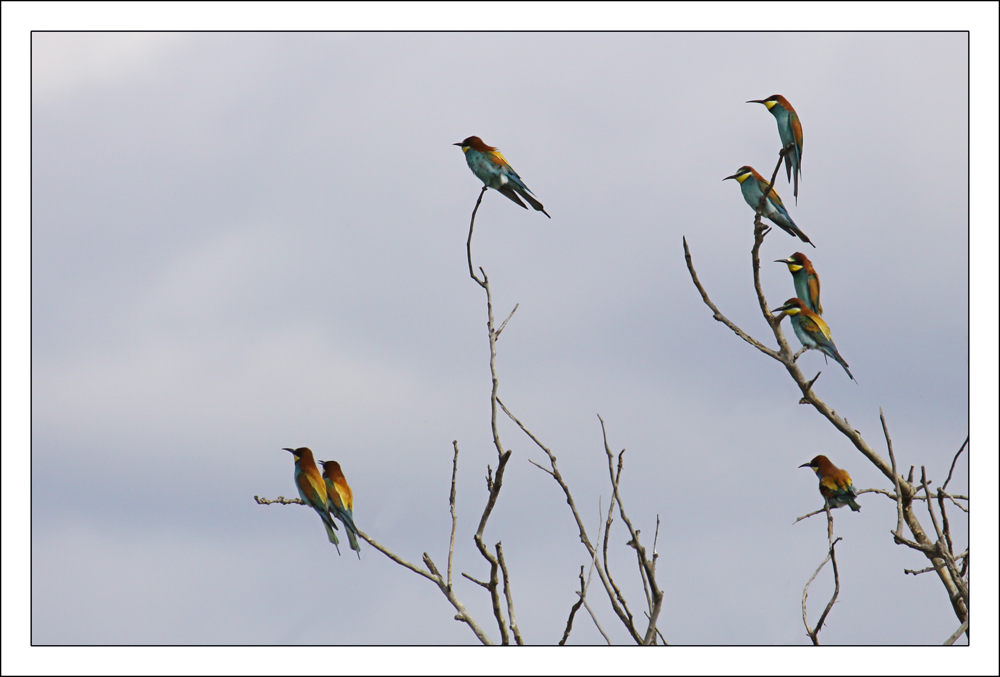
[5,2,999,675]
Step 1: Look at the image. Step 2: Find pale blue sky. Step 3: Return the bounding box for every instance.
[4,3,999,675]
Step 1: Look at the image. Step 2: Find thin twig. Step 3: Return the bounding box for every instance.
[254,495,304,505]
[496,542,524,645]
[466,186,487,285]
[559,566,587,645]
[944,618,970,645]
[882,409,907,541]
[682,237,781,359]
[495,303,519,339]
[448,441,460,589]
[942,437,968,491]
[462,572,490,589]
[582,505,612,645]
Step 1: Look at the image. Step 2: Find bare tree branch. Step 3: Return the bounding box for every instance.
[598,415,664,645]
[254,495,304,505]
[500,397,644,644]
[684,139,970,635]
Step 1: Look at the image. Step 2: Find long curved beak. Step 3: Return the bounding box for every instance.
[774,258,791,264]
[282,447,295,453]
[723,173,740,181]
[747,99,766,104]
[798,462,812,468]
[453,142,464,146]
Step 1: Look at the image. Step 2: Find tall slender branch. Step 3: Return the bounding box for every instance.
[465,189,518,644]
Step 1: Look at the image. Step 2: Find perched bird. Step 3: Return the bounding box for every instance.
[773,297,854,380]
[775,252,822,315]
[283,447,340,554]
[319,460,361,558]
[454,136,550,217]
[748,95,803,203]
[799,455,861,511]
[724,166,814,247]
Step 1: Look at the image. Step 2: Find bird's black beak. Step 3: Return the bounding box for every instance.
[723,173,739,181]
[282,447,295,453]
[774,258,790,264]
[747,99,766,104]
[453,142,463,146]
[798,462,813,468]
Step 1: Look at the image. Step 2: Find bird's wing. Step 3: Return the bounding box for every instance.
[800,314,832,341]
[820,475,847,495]
[334,478,354,513]
[790,113,803,153]
[297,470,326,506]
[486,150,514,173]
[808,274,822,315]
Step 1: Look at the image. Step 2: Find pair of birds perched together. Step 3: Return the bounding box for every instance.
[285,447,362,557]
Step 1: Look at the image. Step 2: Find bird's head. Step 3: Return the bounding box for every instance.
[774,252,810,272]
[747,95,786,111]
[283,447,313,462]
[798,454,828,470]
[723,166,754,184]
[773,297,806,316]
[453,136,493,153]
[318,459,344,479]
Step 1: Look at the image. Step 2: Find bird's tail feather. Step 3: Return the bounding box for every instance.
[324,521,342,554]
[519,190,551,218]
[496,186,528,209]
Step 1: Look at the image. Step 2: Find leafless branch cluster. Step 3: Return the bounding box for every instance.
[257,187,664,644]
[684,147,969,644]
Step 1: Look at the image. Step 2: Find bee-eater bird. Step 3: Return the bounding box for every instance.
[799,455,861,511]
[748,95,803,203]
[454,136,550,217]
[724,166,814,247]
[283,447,340,554]
[775,252,822,315]
[319,460,361,558]
[773,297,854,380]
